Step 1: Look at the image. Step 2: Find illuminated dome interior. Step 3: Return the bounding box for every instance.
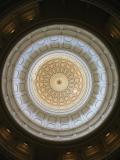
[2,24,118,142]
[28,51,90,111]
[0,0,120,160]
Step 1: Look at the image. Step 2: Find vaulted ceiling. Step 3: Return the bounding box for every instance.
[0,0,120,160]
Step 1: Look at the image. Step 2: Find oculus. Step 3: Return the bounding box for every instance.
[28,51,91,112]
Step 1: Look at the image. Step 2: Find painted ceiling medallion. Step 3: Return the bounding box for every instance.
[31,57,85,109]
[2,25,118,141]
[28,51,91,111]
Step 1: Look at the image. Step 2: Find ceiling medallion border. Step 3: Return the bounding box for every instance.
[27,50,92,114]
[2,24,118,141]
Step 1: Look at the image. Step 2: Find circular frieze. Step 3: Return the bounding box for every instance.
[2,24,118,141]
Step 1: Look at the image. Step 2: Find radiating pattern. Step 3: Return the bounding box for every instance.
[31,56,87,109]
[2,25,118,141]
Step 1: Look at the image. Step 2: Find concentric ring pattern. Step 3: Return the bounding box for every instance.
[2,24,118,141]
[28,51,91,112]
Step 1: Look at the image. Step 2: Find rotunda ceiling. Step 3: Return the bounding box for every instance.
[2,24,118,142]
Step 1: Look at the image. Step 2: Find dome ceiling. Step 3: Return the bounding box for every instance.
[0,0,120,160]
[2,24,118,142]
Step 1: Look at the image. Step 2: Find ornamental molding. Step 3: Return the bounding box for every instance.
[2,24,118,141]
